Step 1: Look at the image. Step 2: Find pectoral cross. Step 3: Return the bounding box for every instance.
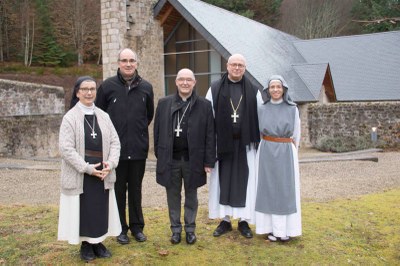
[91,131,97,139]
[231,112,239,123]
[175,124,182,137]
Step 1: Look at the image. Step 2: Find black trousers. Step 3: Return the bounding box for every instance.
[115,159,146,234]
[166,159,198,233]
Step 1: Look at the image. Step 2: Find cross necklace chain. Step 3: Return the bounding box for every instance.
[230,95,243,123]
[175,102,191,137]
[84,115,97,139]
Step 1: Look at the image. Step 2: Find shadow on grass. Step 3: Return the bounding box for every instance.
[0,189,399,264]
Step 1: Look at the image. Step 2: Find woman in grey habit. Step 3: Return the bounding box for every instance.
[255,75,301,242]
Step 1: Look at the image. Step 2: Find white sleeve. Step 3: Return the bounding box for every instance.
[205,87,215,117]
[256,90,263,106]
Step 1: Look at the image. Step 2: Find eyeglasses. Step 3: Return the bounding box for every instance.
[119,58,137,64]
[177,77,195,83]
[80,88,96,93]
[229,63,245,69]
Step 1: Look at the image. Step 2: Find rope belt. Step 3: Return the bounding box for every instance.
[85,149,103,158]
[262,135,294,144]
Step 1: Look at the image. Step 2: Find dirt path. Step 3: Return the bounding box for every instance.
[0,150,399,206]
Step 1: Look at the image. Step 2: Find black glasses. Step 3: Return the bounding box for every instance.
[119,59,137,64]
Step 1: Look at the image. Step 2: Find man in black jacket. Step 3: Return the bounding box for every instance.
[154,68,215,245]
[96,48,154,244]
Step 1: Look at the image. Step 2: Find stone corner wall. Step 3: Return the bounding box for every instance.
[0,79,64,157]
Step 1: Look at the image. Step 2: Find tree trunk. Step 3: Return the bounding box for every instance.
[97,43,102,65]
[29,17,34,67]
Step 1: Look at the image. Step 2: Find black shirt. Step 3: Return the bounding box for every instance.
[173,95,191,160]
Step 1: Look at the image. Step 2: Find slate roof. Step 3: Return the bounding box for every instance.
[292,63,329,100]
[293,31,400,101]
[155,0,400,102]
[154,0,316,102]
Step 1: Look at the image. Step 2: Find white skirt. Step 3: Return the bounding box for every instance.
[208,147,257,224]
[57,188,122,245]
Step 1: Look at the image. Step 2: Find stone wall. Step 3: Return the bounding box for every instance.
[0,115,62,157]
[126,0,165,103]
[0,79,64,116]
[101,0,164,103]
[0,79,64,157]
[307,102,400,147]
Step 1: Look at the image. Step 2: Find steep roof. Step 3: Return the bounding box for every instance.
[293,31,400,101]
[292,63,329,99]
[155,0,400,102]
[154,0,316,102]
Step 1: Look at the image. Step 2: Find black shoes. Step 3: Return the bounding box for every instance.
[132,231,147,242]
[93,242,112,258]
[186,232,196,245]
[213,220,253,238]
[213,220,233,237]
[170,232,196,244]
[80,242,111,261]
[238,221,253,238]
[170,232,181,244]
[118,231,147,243]
[80,241,95,262]
[117,232,130,245]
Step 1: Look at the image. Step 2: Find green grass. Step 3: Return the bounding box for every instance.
[0,62,102,79]
[1,189,399,265]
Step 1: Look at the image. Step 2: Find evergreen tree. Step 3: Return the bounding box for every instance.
[352,0,400,33]
[34,0,66,66]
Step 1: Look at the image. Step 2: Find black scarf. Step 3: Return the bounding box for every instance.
[211,73,260,158]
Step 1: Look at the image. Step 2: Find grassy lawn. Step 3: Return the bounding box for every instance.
[0,189,399,265]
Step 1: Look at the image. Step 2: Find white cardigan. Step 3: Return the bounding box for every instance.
[59,104,120,195]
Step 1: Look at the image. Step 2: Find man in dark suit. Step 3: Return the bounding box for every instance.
[96,48,154,244]
[154,68,215,244]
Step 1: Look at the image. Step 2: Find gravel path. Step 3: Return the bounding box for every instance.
[0,149,399,206]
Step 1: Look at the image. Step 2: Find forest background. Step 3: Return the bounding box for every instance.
[0,0,399,69]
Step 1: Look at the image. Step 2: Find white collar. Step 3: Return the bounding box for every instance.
[270,98,283,104]
[77,102,95,115]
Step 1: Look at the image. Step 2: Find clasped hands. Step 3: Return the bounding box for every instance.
[91,162,111,180]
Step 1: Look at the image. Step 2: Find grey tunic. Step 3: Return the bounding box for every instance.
[255,101,297,215]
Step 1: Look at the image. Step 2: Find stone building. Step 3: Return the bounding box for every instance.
[101,0,400,148]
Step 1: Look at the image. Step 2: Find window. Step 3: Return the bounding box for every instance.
[164,20,225,96]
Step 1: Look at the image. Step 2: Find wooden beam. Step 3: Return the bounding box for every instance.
[159,5,174,26]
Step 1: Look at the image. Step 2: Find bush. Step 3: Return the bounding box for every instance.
[315,135,378,153]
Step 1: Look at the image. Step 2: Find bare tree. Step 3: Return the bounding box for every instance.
[52,0,101,66]
[278,0,357,39]
[20,0,35,66]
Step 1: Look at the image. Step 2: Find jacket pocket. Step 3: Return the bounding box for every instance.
[61,173,79,190]
[156,146,168,174]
